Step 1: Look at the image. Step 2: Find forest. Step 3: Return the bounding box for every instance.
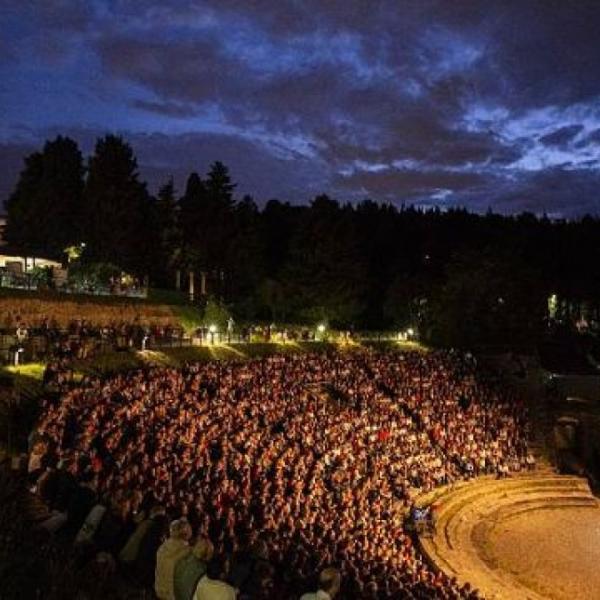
[5,135,600,348]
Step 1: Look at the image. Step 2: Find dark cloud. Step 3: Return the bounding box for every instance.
[539,125,584,147]
[0,38,16,65]
[132,100,201,119]
[2,1,600,214]
[318,110,522,171]
[581,129,600,146]
[95,36,235,105]
[451,167,600,217]
[127,131,328,201]
[487,1,600,108]
[0,0,94,32]
[334,166,488,200]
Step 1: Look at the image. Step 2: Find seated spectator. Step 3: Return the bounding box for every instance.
[119,508,156,565]
[64,472,97,537]
[156,518,193,600]
[300,567,341,599]
[194,554,237,600]
[174,537,214,600]
[133,505,169,587]
[32,349,531,598]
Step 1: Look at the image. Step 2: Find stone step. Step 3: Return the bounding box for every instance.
[433,497,599,599]
[418,474,599,600]
[445,494,598,548]
[442,492,596,552]
[437,482,592,529]
[430,478,592,523]
[415,472,591,510]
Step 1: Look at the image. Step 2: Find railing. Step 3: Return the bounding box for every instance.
[0,328,186,365]
[0,326,416,365]
[63,284,147,298]
[0,270,148,299]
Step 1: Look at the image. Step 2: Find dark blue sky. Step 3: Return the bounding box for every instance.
[2,1,600,216]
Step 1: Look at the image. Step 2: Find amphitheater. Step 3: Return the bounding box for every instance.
[417,466,600,600]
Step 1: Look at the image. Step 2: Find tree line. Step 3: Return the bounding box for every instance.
[5,134,600,347]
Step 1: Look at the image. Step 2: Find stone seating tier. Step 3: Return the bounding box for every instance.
[417,472,599,600]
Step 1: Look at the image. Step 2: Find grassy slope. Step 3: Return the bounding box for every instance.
[2,340,423,381]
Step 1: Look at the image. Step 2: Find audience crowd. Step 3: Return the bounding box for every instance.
[3,312,184,363]
[23,349,532,599]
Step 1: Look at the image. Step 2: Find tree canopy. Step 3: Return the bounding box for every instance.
[5,136,84,258]
[6,134,600,348]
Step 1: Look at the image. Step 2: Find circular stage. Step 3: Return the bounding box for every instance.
[418,473,600,600]
[483,506,600,600]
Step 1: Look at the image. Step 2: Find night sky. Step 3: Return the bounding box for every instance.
[2,1,600,217]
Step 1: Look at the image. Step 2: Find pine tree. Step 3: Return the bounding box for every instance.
[283,195,368,326]
[177,163,238,298]
[154,177,181,285]
[206,161,236,207]
[82,135,152,276]
[5,136,84,258]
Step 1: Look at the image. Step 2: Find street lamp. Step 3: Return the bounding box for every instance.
[209,324,217,344]
[316,323,327,341]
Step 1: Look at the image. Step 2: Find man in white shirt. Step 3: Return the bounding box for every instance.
[156,518,193,600]
[194,554,237,600]
[300,567,341,599]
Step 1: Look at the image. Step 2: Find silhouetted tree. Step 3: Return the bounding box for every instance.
[283,195,368,326]
[81,135,154,276]
[5,136,84,258]
[428,247,545,348]
[152,177,181,286]
[9,133,600,344]
[205,160,236,207]
[228,195,265,316]
[178,162,238,299]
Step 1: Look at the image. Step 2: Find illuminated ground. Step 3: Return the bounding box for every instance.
[418,474,599,600]
[483,506,600,600]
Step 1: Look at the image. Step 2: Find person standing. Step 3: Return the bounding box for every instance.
[194,554,237,600]
[174,537,214,600]
[156,518,193,600]
[300,567,341,600]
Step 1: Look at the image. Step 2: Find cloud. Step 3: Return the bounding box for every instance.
[2,1,600,214]
[581,128,600,146]
[132,100,201,119]
[452,166,600,217]
[539,125,584,147]
[334,165,488,201]
[95,36,235,105]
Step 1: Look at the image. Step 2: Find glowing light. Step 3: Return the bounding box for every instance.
[64,241,86,262]
[548,293,558,319]
[209,324,217,334]
[317,324,326,333]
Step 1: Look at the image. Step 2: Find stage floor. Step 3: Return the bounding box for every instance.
[483,506,600,600]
